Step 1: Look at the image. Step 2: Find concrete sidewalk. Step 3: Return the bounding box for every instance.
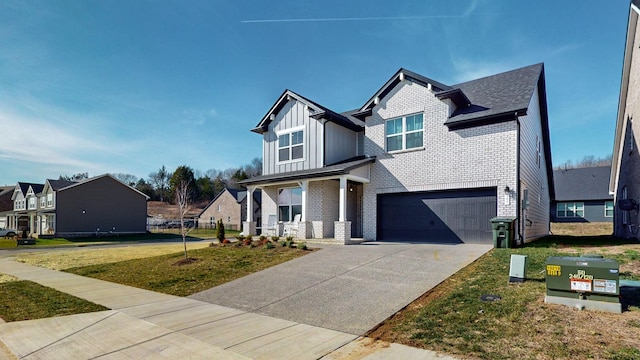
[0,257,459,359]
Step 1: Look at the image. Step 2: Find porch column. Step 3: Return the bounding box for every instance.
[300,180,308,222]
[339,177,347,222]
[246,186,254,222]
[243,186,257,236]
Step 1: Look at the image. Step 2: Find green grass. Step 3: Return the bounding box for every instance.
[0,280,108,322]
[0,232,211,249]
[65,244,310,296]
[374,235,640,360]
[151,228,241,239]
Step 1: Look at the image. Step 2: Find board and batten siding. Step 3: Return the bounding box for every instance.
[324,122,360,165]
[518,83,551,241]
[263,100,324,176]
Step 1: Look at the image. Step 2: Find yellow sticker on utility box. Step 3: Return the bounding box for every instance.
[546,265,561,276]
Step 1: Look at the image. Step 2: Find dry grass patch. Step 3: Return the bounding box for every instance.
[551,222,613,236]
[0,273,17,283]
[15,242,211,270]
[369,236,640,360]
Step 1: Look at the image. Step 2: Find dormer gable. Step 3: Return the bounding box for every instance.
[353,68,451,120]
[251,89,363,134]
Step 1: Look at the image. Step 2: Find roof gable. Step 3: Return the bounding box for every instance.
[252,89,363,134]
[356,68,451,118]
[58,174,150,200]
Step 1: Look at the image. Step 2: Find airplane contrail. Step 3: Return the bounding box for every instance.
[241,15,462,24]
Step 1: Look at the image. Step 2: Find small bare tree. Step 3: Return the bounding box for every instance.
[175,180,192,260]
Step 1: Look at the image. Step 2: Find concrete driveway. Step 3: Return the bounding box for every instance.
[190,242,492,335]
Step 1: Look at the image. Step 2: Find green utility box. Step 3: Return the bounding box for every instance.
[490,217,516,248]
[545,256,621,313]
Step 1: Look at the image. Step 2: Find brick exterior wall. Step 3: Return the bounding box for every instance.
[198,190,242,230]
[362,80,519,240]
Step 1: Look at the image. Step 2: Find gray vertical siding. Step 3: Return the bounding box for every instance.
[518,84,551,240]
[325,122,359,165]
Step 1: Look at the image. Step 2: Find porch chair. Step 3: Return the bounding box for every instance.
[265,215,278,236]
[284,214,301,238]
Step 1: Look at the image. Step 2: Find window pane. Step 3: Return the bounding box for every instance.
[279,135,289,147]
[386,119,402,135]
[406,131,423,149]
[292,205,302,219]
[291,131,303,145]
[406,114,423,131]
[387,135,402,151]
[279,206,290,222]
[291,144,303,159]
[279,148,289,161]
[291,187,302,204]
[278,188,291,205]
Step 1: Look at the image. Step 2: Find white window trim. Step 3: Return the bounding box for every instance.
[556,202,585,218]
[604,201,614,218]
[385,113,425,153]
[276,126,305,164]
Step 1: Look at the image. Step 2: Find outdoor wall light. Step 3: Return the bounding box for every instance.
[504,186,510,193]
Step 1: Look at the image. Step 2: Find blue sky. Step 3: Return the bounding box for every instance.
[0,0,630,186]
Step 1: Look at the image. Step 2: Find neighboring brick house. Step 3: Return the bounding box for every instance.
[610,0,640,238]
[552,166,613,223]
[197,188,261,232]
[5,174,148,237]
[241,63,554,244]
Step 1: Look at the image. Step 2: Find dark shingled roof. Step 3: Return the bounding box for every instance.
[553,166,613,202]
[442,63,544,127]
[16,182,44,196]
[239,156,375,186]
[47,179,77,191]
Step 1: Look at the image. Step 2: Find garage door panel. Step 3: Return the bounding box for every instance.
[378,188,497,244]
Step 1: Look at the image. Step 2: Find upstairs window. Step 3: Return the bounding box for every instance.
[28,197,36,209]
[278,128,304,162]
[386,113,423,152]
[47,193,53,207]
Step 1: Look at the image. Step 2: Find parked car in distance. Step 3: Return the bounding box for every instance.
[0,228,17,238]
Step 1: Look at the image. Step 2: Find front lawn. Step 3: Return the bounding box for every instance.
[369,235,640,360]
[65,244,311,296]
[0,280,108,322]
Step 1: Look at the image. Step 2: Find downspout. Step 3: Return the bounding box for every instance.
[516,113,523,245]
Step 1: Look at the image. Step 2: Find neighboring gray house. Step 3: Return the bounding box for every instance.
[241,63,554,245]
[552,166,613,223]
[197,188,262,231]
[611,0,640,238]
[0,186,15,229]
[6,174,148,237]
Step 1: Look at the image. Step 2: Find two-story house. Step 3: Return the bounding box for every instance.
[6,174,148,237]
[241,63,554,245]
[8,182,44,235]
[610,0,640,238]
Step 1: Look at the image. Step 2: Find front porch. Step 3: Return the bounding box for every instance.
[241,157,374,245]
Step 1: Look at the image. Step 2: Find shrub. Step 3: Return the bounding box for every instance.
[280,240,287,247]
[238,234,245,241]
[221,239,230,244]
[259,235,267,242]
[216,219,225,242]
[209,242,216,247]
[298,242,308,250]
[286,240,295,248]
[271,236,280,242]
[264,241,275,249]
[286,236,294,242]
